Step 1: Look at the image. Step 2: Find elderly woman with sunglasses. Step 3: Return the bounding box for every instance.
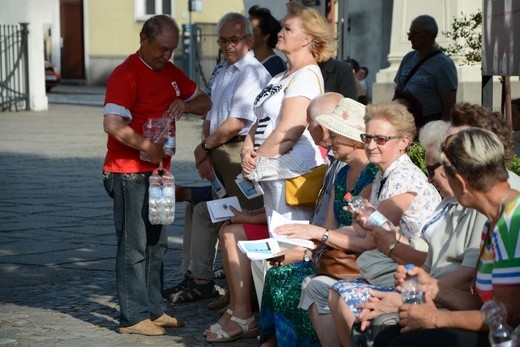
[324,120,487,346]
[276,102,440,345]
[373,128,520,347]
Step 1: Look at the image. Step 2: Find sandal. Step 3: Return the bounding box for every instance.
[206,315,258,343]
[203,308,233,336]
[163,274,194,301]
[206,291,230,310]
[170,280,219,304]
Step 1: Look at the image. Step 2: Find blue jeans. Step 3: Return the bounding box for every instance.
[103,171,167,327]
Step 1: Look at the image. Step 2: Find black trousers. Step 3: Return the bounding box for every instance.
[374,325,490,347]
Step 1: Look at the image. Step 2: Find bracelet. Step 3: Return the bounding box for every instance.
[320,229,329,243]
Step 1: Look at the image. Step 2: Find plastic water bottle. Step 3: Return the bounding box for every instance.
[161,171,175,224]
[401,264,424,304]
[140,119,155,162]
[163,117,176,156]
[148,172,163,225]
[344,193,394,231]
[482,300,517,346]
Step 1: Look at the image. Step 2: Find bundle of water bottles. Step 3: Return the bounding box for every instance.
[148,169,176,225]
[140,113,176,162]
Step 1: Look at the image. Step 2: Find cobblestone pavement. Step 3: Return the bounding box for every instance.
[0,87,257,346]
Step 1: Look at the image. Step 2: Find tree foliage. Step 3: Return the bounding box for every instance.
[441,11,482,64]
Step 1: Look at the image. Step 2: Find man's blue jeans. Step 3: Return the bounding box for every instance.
[103,171,167,327]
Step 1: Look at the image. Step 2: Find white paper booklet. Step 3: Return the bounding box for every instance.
[237,237,281,260]
[235,173,263,199]
[268,210,315,249]
[207,196,242,223]
[210,168,227,199]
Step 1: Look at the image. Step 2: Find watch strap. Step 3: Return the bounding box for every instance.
[320,229,329,243]
[388,241,399,256]
[201,139,210,152]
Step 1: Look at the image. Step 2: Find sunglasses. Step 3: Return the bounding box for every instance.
[360,134,400,145]
[426,163,442,178]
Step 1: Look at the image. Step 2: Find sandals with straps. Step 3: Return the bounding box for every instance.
[203,308,233,336]
[206,315,258,343]
[169,281,219,304]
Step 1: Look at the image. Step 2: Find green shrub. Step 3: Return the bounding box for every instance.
[407,142,426,173]
[510,155,520,176]
[440,11,482,65]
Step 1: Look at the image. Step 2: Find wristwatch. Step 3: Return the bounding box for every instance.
[388,240,399,256]
[303,249,311,262]
[320,229,329,243]
[200,138,210,152]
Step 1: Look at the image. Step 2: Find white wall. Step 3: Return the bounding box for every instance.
[0,0,59,111]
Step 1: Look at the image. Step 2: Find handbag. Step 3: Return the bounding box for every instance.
[312,245,360,280]
[285,164,327,207]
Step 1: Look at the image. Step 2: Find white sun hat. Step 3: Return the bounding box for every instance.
[315,97,366,143]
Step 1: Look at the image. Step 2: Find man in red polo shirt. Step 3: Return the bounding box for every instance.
[102,14,211,336]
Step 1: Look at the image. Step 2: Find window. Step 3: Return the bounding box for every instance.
[135,0,173,21]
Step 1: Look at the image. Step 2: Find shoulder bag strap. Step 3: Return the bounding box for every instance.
[402,50,442,88]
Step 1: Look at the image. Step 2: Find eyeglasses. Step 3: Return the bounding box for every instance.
[407,30,427,37]
[360,134,400,145]
[216,35,249,47]
[426,163,442,179]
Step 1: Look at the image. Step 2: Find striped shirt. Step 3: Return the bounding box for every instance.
[475,195,520,301]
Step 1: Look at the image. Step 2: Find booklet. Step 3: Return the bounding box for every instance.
[207,196,241,223]
[237,237,282,260]
[235,173,263,199]
[210,168,227,199]
[268,210,315,249]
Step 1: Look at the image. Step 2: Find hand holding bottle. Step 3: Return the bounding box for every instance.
[344,193,394,231]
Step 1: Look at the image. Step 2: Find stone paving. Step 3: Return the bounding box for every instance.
[0,86,257,346]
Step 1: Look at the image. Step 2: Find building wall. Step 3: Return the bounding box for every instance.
[0,0,58,110]
[86,0,246,85]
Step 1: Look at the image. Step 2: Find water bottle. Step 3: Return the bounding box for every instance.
[482,300,517,347]
[140,119,155,162]
[148,172,163,225]
[400,264,424,304]
[163,117,176,156]
[161,171,175,224]
[344,192,394,231]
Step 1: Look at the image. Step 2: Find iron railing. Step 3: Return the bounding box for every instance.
[0,23,30,111]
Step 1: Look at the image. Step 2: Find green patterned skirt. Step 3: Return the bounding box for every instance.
[260,261,319,346]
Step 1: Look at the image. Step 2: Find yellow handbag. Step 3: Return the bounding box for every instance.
[285,164,327,207]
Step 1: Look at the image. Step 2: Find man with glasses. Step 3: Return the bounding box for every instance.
[164,12,271,304]
[394,15,458,128]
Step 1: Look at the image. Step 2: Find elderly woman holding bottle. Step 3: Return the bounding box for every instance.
[325,120,487,346]
[276,102,440,346]
[373,128,520,347]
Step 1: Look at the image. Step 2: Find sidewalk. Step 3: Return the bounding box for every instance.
[0,98,256,346]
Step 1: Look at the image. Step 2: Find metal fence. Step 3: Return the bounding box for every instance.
[194,23,220,89]
[0,23,29,112]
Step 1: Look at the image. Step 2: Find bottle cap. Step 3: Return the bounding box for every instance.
[405,263,414,270]
[344,192,353,202]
